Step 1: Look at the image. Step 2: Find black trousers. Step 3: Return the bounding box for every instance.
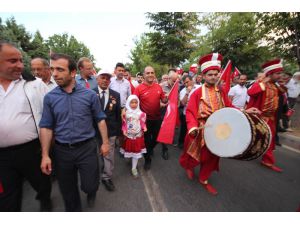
[288,97,297,109]
[178,112,187,146]
[144,119,162,159]
[53,138,99,212]
[0,139,51,212]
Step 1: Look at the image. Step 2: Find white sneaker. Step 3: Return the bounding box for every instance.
[131,168,139,178]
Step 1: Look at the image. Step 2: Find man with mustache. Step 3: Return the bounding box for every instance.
[0,41,52,211]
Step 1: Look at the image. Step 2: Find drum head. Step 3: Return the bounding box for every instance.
[204,108,252,157]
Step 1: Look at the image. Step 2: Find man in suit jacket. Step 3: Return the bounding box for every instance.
[94,69,121,192]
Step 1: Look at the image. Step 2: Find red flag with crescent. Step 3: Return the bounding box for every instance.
[157,80,179,144]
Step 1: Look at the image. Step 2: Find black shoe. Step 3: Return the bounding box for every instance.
[278,127,287,132]
[144,158,152,171]
[40,198,53,212]
[161,149,169,160]
[87,192,96,208]
[276,142,282,147]
[101,179,115,192]
[119,151,124,158]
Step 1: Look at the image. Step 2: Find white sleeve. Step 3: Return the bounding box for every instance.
[179,88,186,101]
[228,86,235,96]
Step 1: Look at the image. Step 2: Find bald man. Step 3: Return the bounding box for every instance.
[134,66,168,170]
[31,58,57,90]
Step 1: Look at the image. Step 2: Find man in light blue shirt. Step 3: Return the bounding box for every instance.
[109,62,131,108]
[75,57,97,90]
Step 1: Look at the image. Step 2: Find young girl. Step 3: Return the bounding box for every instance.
[120,95,147,178]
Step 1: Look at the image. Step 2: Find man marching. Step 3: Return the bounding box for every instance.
[247,59,286,172]
[179,53,259,195]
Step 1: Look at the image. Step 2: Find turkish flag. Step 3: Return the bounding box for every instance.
[176,67,183,75]
[219,60,232,95]
[189,64,198,74]
[129,80,135,94]
[157,80,179,144]
[231,67,241,80]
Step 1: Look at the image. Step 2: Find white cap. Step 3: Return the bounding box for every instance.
[293,71,300,77]
[97,69,112,77]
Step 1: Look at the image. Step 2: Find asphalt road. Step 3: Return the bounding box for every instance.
[21,138,300,212]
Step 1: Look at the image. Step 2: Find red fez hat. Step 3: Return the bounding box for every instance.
[198,53,223,74]
[262,59,283,76]
[176,67,183,75]
[189,64,198,74]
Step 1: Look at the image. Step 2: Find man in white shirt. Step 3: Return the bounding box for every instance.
[109,62,131,108]
[228,74,249,109]
[132,72,143,87]
[31,57,57,90]
[0,41,51,211]
[286,71,300,109]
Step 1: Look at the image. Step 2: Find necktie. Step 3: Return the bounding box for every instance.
[100,90,105,110]
[85,80,90,88]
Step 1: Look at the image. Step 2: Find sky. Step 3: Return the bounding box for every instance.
[0,12,149,70]
[1,0,299,72]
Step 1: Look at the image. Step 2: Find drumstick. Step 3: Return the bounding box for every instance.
[196,123,211,130]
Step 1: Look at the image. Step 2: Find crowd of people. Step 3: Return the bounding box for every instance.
[0,40,300,211]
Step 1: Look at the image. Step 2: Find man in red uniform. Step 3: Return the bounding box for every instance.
[179,53,259,195]
[247,59,286,172]
[134,66,168,170]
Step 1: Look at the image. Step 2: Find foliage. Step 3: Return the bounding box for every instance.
[129,34,169,77]
[146,12,200,68]
[47,33,94,63]
[191,13,272,78]
[257,12,300,71]
[0,16,95,71]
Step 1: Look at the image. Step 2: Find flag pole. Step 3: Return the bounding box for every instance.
[169,79,179,94]
[216,60,231,87]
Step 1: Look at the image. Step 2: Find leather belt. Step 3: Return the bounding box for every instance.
[55,138,93,148]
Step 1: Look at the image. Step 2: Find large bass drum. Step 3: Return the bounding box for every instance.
[204,108,271,160]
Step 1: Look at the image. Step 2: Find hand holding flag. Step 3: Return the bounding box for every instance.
[231,67,241,80]
[217,60,232,95]
[157,80,179,144]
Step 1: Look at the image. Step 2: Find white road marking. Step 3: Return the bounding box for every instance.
[281,144,300,154]
[140,169,168,212]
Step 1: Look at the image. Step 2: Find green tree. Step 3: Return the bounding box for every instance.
[129,34,169,77]
[257,12,300,71]
[27,31,49,59]
[0,16,97,72]
[0,17,32,52]
[146,12,200,67]
[191,13,271,78]
[47,33,95,63]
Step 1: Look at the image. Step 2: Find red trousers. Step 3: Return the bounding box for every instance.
[179,134,219,181]
[262,119,276,165]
